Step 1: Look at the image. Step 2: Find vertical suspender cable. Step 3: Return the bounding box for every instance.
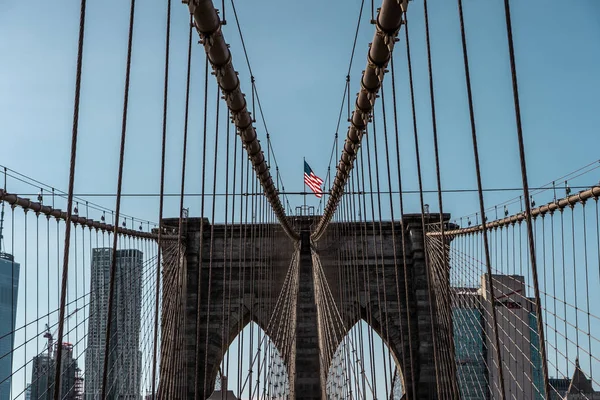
[403,17,441,398]
[53,1,87,398]
[380,80,410,398]
[362,129,379,400]
[188,0,297,240]
[175,16,194,398]
[220,110,231,394]
[226,114,238,382]
[101,0,136,397]
[389,55,416,399]
[312,0,408,240]
[203,85,221,398]
[502,0,550,396]
[369,103,394,398]
[456,0,506,397]
[194,56,210,400]
[153,0,172,396]
[422,0,460,395]
[390,52,417,400]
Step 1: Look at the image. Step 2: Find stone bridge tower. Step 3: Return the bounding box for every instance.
[158,213,456,399]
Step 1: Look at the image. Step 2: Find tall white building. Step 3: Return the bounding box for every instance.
[84,248,143,400]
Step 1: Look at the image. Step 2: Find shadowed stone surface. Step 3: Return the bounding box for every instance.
[314,214,456,399]
[294,220,324,399]
[159,214,455,399]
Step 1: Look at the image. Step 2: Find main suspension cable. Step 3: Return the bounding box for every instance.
[186,0,298,240]
[313,0,408,241]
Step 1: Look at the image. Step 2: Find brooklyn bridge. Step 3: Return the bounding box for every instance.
[0,0,599,399]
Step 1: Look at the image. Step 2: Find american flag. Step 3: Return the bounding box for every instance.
[304,161,324,198]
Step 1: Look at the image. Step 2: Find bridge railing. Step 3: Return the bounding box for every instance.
[426,184,600,399]
[0,169,171,400]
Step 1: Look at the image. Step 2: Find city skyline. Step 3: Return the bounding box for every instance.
[0,244,149,400]
[29,344,81,400]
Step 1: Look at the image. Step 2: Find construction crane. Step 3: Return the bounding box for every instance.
[43,308,78,359]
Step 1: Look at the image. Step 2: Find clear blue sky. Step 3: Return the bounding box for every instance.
[1,0,599,398]
[1,0,599,224]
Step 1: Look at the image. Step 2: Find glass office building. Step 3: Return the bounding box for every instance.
[528,313,544,400]
[0,253,20,400]
[453,289,489,399]
[453,276,544,400]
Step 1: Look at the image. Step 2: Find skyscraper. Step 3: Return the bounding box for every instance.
[452,287,489,399]
[0,252,20,400]
[453,275,544,400]
[84,248,143,400]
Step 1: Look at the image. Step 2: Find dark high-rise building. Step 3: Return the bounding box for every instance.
[549,378,571,399]
[453,287,489,399]
[0,252,20,400]
[84,249,143,400]
[30,344,79,400]
[452,275,544,400]
[562,359,600,399]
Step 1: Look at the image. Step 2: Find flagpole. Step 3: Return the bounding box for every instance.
[303,157,307,212]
